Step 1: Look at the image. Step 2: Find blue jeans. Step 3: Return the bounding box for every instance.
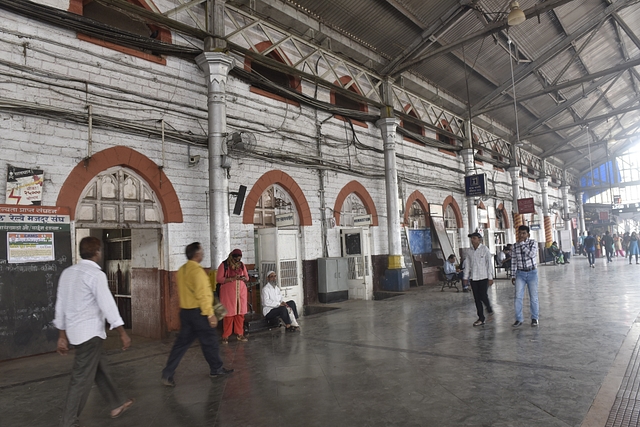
[586,250,595,265]
[514,270,539,322]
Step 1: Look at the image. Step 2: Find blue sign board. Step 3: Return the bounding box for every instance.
[465,174,486,197]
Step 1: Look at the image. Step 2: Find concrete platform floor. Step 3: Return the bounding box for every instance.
[2,254,640,427]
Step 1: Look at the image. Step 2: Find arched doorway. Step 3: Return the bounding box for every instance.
[74,167,164,338]
[253,183,304,311]
[333,181,377,300]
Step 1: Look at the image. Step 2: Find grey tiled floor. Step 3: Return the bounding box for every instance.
[2,254,640,427]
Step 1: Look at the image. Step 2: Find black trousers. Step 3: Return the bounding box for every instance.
[264,300,298,325]
[470,279,492,322]
[162,308,223,380]
[61,337,126,427]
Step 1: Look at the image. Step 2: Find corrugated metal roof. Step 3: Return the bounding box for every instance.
[279,0,640,174]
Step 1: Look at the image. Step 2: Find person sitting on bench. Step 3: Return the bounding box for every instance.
[261,271,300,332]
[444,254,466,292]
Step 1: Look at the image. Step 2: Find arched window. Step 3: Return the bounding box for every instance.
[245,42,301,103]
[253,184,297,228]
[340,193,367,227]
[408,200,427,229]
[76,167,163,226]
[401,107,424,143]
[69,0,171,64]
[331,76,368,127]
[436,119,455,146]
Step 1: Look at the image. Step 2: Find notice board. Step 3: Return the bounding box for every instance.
[408,228,432,255]
[431,216,455,260]
[0,206,72,361]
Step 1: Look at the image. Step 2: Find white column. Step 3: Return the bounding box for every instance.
[195,52,236,267]
[577,191,586,233]
[461,148,478,235]
[508,167,522,229]
[561,184,571,231]
[376,118,402,263]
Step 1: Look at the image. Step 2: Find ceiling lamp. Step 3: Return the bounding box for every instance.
[507,1,526,26]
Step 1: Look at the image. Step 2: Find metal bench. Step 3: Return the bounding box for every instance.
[439,267,460,292]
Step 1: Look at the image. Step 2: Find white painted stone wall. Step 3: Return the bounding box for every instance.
[0,2,577,277]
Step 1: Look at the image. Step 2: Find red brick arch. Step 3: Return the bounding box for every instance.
[404,190,430,226]
[333,181,379,226]
[242,170,312,226]
[56,146,183,222]
[496,203,510,229]
[443,195,463,228]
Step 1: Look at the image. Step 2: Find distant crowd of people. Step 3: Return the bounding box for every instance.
[578,231,640,266]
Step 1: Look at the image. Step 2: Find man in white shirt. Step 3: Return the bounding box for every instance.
[463,232,494,327]
[261,271,299,332]
[54,237,134,427]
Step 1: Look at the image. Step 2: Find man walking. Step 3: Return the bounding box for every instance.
[603,231,614,263]
[161,242,233,387]
[511,225,539,327]
[54,237,134,427]
[584,231,596,268]
[463,232,494,327]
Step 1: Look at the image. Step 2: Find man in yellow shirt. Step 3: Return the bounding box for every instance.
[161,242,234,386]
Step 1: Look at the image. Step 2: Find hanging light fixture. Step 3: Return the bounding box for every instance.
[507,1,526,26]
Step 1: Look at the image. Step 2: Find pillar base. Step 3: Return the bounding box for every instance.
[383,268,409,292]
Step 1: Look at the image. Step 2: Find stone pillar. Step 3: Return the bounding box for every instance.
[195,52,236,267]
[376,118,402,264]
[561,184,571,231]
[377,117,408,291]
[461,148,478,235]
[539,176,553,246]
[509,167,522,230]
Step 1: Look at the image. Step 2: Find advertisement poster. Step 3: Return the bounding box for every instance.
[6,165,44,205]
[7,232,55,263]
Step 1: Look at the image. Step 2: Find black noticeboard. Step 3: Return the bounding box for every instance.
[0,206,73,361]
[400,227,417,284]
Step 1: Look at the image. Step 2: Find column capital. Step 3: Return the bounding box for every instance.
[195,52,236,77]
[375,117,399,132]
[538,176,549,186]
[461,148,476,172]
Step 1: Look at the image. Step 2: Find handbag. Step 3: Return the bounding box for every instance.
[213,301,227,320]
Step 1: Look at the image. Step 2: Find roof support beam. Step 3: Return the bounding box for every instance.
[473,58,640,117]
[384,0,426,30]
[470,0,635,116]
[526,74,622,145]
[527,104,640,139]
[380,3,466,75]
[392,0,577,78]
[162,0,206,17]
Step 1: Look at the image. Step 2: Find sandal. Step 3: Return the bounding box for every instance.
[110,398,135,419]
[221,338,229,344]
[285,326,296,332]
[236,335,248,342]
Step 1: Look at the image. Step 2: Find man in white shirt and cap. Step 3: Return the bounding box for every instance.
[463,232,494,327]
[261,271,300,332]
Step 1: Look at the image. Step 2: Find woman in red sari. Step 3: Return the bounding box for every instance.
[216,249,249,343]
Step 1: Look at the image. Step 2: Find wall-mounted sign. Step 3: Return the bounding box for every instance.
[353,214,372,227]
[430,204,443,217]
[6,166,44,206]
[464,174,486,197]
[530,224,541,230]
[275,212,295,227]
[7,232,54,264]
[517,198,536,214]
[613,203,640,214]
[0,205,70,232]
[478,209,488,224]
